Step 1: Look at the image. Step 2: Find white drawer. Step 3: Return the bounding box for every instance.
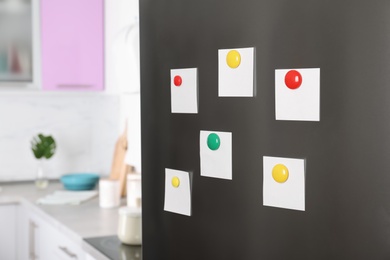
[32,216,86,260]
[49,229,86,260]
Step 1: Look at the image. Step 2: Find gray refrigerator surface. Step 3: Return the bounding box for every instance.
[140,0,390,259]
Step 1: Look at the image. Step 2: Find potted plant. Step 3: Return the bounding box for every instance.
[31,134,56,189]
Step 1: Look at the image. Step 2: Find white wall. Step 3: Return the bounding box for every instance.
[0,93,120,181]
[105,0,141,172]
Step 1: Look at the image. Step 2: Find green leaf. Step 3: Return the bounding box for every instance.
[31,134,56,160]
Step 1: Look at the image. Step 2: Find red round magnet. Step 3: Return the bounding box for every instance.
[174,76,182,87]
[284,70,302,90]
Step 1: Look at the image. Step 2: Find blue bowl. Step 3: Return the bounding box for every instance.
[60,173,100,191]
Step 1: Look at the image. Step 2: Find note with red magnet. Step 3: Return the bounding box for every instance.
[218,47,255,97]
[275,68,320,121]
[170,68,198,114]
[263,156,305,211]
[200,131,232,180]
[164,168,192,216]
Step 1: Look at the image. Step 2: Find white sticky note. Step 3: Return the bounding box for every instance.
[263,156,305,211]
[200,131,232,180]
[275,68,320,121]
[218,47,255,97]
[170,68,198,113]
[164,168,192,216]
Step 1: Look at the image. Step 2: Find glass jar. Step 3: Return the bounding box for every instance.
[117,207,142,245]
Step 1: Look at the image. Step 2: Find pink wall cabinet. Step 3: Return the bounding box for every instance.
[40,0,104,91]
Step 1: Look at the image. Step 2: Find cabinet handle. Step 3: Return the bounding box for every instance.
[59,246,78,259]
[57,84,92,88]
[29,221,38,260]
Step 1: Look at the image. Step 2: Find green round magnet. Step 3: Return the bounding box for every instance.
[207,133,221,151]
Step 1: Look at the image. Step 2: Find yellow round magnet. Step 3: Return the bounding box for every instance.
[171,176,180,188]
[226,50,241,68]
[272,164,289,183]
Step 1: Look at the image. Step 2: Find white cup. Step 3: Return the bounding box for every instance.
[99,179,120,208]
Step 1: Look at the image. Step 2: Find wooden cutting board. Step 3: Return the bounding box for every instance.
[109,122,133,197]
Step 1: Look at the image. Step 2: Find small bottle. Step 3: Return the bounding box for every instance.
[35,159,48,189]
[127,173,141,208]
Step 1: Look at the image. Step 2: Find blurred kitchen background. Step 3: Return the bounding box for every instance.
[0,0,141,181]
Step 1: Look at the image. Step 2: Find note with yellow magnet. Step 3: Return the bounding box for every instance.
[218,47,255,97]
[164,168,192,216]
[263,156,305,211]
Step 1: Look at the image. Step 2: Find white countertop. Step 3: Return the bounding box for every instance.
[0,181,124,260]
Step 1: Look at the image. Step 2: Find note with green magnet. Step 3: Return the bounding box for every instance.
[200,130,232,180]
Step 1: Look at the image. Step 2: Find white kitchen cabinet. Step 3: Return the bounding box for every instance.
[16,204,29,260]
[16,204,87,260]
[0,204,17,259]
[29,211,55,260]
[43,223,86,260]
[16,205,56,260]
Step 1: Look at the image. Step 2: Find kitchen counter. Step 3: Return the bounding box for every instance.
[0,181,123,260]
